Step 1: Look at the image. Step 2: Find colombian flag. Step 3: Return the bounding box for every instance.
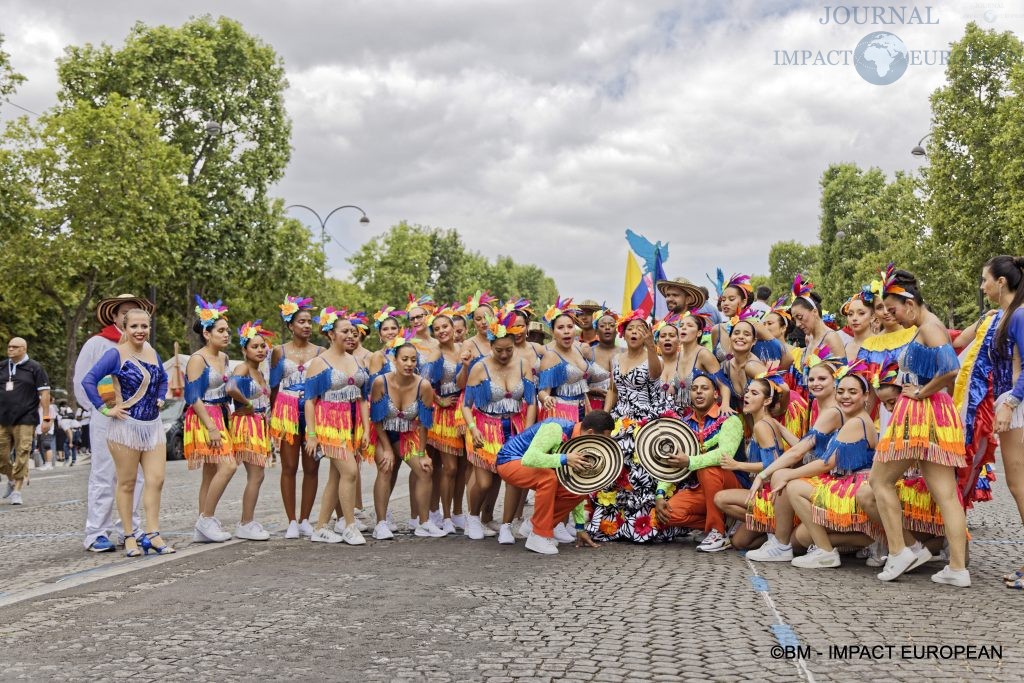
[622,251,653,317]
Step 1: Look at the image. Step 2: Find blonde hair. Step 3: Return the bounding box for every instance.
[119,308,152,344]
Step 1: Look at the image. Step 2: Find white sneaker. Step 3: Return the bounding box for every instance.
[285,520,300,539]
[429,509,444,528]
[2,481,13,498]
[406,517,420,533]
[516,518,533,539]
[791,545,841,568]
[353,518,368,532]
[931,565,971,588]
[334,519,347,534]
[442,518,457,535]
[311,527,343,543]
[235,521,270,541]
[865,541,887,568]
[746,536,794,562]
[498,523,516,544]
[194,516,231,543]
[697,529,730,553]
[485,520,501,534]
[465,515,485,540]
[341,525,367,545]
[354,507,370,522]
[553,523,576,544]
[9,491,23,505]
[39,463,53,471]
[298,519,315,537]
[525,532,559,555]
[414,520,448,538]
[877,546,916,582]
[372,521,394,540]
[386,512,398,532]
[907,542,933,571]
[451,513,467,530]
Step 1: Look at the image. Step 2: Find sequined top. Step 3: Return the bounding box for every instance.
[183,354,230,405]
[370,377,433,432]
[230,374,271,414]
[465,360,537,416]
[82,348,168,421]
[305,359,369,404]
[269,346,323,395]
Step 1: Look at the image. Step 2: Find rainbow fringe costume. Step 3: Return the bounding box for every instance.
[305,362,370,461]
[228,375,272,467]
[422,355,466,456]
[183,361,235,469]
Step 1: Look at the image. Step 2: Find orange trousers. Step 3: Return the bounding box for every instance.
[497,460,585,539]
[660,466,740,534]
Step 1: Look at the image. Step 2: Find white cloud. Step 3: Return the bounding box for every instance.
[2,0,1021,308]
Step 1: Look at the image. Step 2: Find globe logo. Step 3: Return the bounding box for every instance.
[854,31,909,85]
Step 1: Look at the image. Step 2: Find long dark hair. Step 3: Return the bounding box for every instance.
[988,255,1024,352]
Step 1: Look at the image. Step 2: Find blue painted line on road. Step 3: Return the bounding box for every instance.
[772,623,802,649]
[750,576,770,592]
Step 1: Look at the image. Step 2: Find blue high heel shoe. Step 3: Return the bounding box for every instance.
[141,531,176,555]
[125,533,143,558]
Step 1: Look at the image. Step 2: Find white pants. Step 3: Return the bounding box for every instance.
[83,417,144,548]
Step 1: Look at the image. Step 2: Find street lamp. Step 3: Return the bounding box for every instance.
[911,132,931,157]
[285,204,371,277]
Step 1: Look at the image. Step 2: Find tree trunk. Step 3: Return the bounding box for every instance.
[63,276,98,410]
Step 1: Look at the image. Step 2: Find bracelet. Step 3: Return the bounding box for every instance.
[758,471,769,481]
[43,417,52,422]
[655,490,666,499]
[1006,396,1022,409]
[575,523,585,531]
[99,406,110,416]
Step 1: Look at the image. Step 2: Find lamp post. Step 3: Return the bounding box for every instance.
[911,132,932,157]
[285,204,370,278]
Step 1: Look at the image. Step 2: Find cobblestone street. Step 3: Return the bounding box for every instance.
[0,456,1021,682]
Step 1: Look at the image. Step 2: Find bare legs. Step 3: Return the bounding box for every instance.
[198,459,237,518]
[109,442,166,534]
[240,463,264,525]
[278,438,319,522]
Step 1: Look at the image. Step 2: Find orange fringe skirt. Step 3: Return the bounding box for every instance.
[184,405,234,470]
[877,393,966,467]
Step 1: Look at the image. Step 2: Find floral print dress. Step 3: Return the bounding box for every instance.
[586,358,680,543]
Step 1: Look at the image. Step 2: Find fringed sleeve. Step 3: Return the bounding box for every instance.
[269,353,285,389]
[538,361,568,391]
[523,377,538,405]
[304,367,333,401]
[752,338,783,363]
[904,341,960,381]
[184,366,210,405]
[230,375,255,400]
[418,396,434,429]
[370,390,390,424]
[421,356,443,386]
[463,380,488,409]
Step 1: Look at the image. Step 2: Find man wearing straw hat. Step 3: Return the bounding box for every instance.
[73,294,154,552]
[656,276,708,316]
[575,299,603,347]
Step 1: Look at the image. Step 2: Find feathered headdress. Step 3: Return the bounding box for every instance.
[237,320,275,348]
[768,295,792,321]
[872,358,901,389]
[652,313,681,341]
[753,363,786,401]
[348,311,370,337]
[804,346,845,375]
[725,273,753,296]
[684,307,712,331]
[616,309,650,337]
[706,268,725,298]
[841,284,876,315]
[821,310,839,330]
[466,290,497,312]
[279,295,314,323]
[194,295,228,329]
[501,298,533,320]
[729,307,758,328]
[487,310,526,340]
[385,327,416,352]
[543,296,581,328]
[792,274,816,308]
[406,294,437,314]
[691,367,718,388]
[316,306,343,333]
[882,262,914,299]
[834,358,871,390]
[372,306,406,331]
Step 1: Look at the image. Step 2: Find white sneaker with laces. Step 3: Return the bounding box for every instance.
[746,536,794,562]
[791,545,841,568]
[235,521,270,541]
[284,520,300,539]
[697,529,730,553]
[195,516,231,543]
[311,527,343,543]
[9,491,23,505]
[931,564,971,587]
[442,518,457,535]
[907,542,933,571]
[877,546,916,582]
[353,518,368,532]
[386,512,398,532]
[516,517,533,539]
[429,509,444,528]
[414,520,448,538]
[525,532,559,555]
[865,541,887,568]
[372,521,394,540]
[451,513,467,530]
[334,519,347,534]
[498,523,516,544]
[298,519,315,538]
[341,525,367,545]
[354,508,369,522]
[553,523,576,544]
[465,515,485,540]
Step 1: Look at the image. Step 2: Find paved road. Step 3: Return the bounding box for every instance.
[0,456,1021,682]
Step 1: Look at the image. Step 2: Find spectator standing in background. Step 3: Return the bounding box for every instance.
[1,337,51,505]
[750,286,772,318]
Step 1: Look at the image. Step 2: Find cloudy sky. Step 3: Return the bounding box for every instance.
[3,0,1020,306]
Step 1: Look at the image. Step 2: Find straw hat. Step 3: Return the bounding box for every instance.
[96,293,155,326]
[576,299,603,313]
[556,435,624,495]
[635,418,701,483]
[656,276,708,311]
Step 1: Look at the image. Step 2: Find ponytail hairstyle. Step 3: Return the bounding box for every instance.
[987,255,1024,353]
[881,264,924,305]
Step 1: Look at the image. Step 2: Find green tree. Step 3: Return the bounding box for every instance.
[766,240,819,302]
[0,33,26,104]
[55,16,293,342]
[16,95,194,392]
